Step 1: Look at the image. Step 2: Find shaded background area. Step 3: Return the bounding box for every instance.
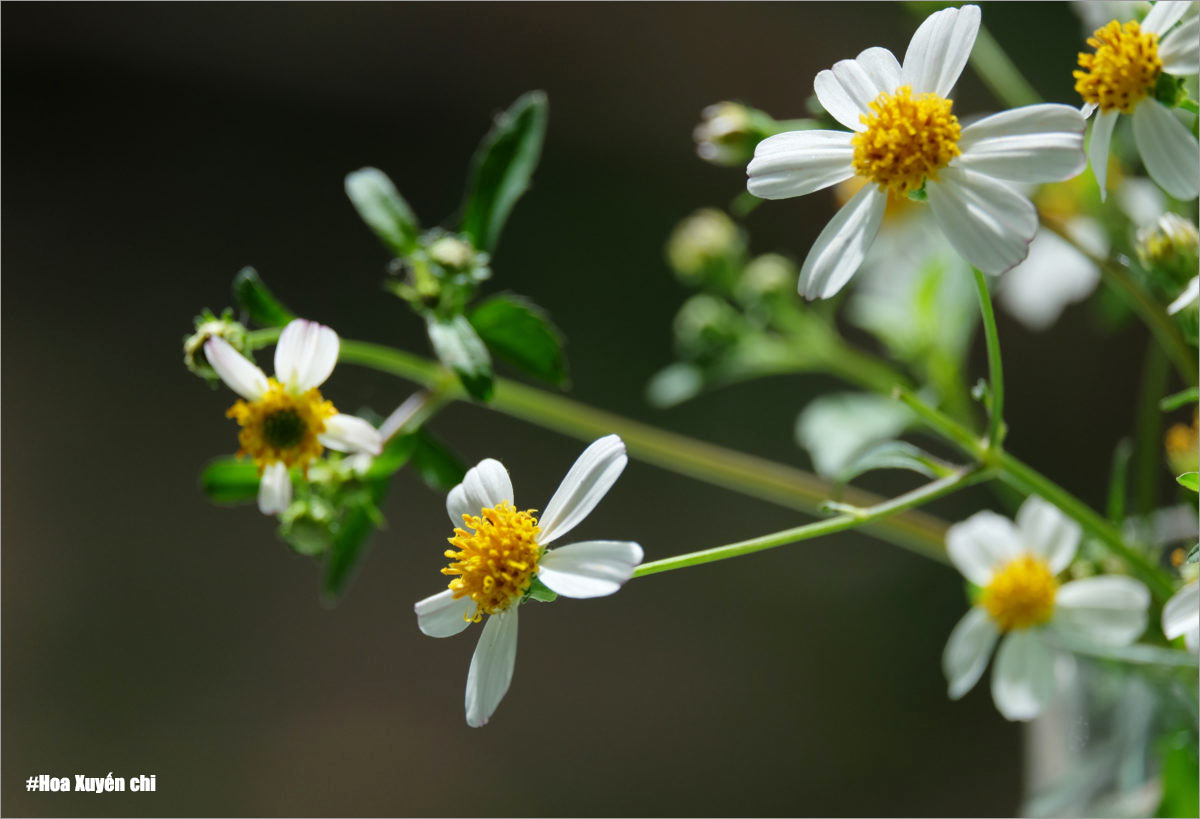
[2,3,1161,816]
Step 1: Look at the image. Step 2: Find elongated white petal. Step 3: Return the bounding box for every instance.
[926,167,1037,275]
[746,130,856,199]
[319,413,383,455]
[205,337,268,400]
[1142,0,1191,35]
[274,319,340,392]
[1162,581,1199,652]
[538,540,644,598]
[991,630,1057,721]
[447,459,514,526]
[946,510,1023,586]
[1132,100,1200,201]
[1087,110,1119,200]
[1160,15,1200,74]
[798,183,886,300]
[257,461,291,515]
[1015,496,1081,574]
[1053,576,1150,646]
[465,610,519,728]
[1168,276,1200,314]
[539,435,627,544]
[813,47,903,131]
[414,590,475,638]
[943,606,1000,699]
[956,104,1086,182]
[901,4,981,96]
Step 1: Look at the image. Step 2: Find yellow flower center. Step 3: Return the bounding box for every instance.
[851,85,962,197]
[981,555,1059,631]
[226,378,337,472]
[1074,20,1162,113]
[443,501,542,620]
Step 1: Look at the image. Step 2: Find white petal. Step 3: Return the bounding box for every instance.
[946,510,1023,586]
[991,630,1057,721]
[257,461,291,516]
[205,337,268,401]
[999,229,1101,330]
[448,459,514,526]
[901,4,981,96]
[926,167,1037,275]
[414,590,476,638]
[465,610,519,728]
[1142,0,1192,35]
[1053,576,1150,645]
[319,413,383,455]
[538,436,628,544]
[1132,100,1200,201]
[1160,15,1200,74]
[1015,496,1081,574]
[746,130,856,199]
[274,319,340,392]
[1162,581,1199,651]
[943,606,1000,700]
[446,484,473,526]
[1168,276,1200,314]
[813,47,903,131]
[1087,110,1119,200]
[956,104,1086,182]
[538,540,644,598]
[797,183,886,300]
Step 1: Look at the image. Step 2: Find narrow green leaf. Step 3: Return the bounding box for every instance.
[232,267,296,328]
[459,91,548,252]
[322,479,389,605]
[344,167,420,256]
[468,294,567,386]
[426,314,494,401]
[1177,472,1199,492]
[838,440,953,484]
[1161,387,1200,411]
[200,456,260,504]
[411,430,467,492]
[1107,438,1132,524]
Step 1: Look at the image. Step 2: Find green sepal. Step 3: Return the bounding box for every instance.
[907,184,928,202]
[200,456,260,504]
[1177,472,1199,492]
[232,267,296,328]
[525,576,558,603]
[344,167,421,257]
[1154,72,1187,108]
[458,91,548,253]
[410,430,468,492]
[468,293,568,386]
[426,314,494,401]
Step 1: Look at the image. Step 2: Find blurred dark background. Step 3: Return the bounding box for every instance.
[2,2,1162,816]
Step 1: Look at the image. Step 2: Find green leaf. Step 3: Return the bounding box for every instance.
[468,294,568,386]
[1157,733,1199,818]
[838,440,953,483]
[344,167,420,256]
[1185,542,1198,565]
[322,479,390,606]
[459,91,548,253]
[426,314,494,401]
[364,432,417,479]
[1177,472,1199,492]
[232,267,296,328]
[411,430,467,492]
[1161,387,1200,412]
[795,393,913,479]
[200,457,260,504]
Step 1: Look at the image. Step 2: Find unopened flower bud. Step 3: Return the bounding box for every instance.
[694,102,761,167]
[666,208,745,288]
[428,235,475,270]
[673,294,744,360]
[184,310,248,382]
[280,497,336,556]
[736,253,797,304]
[1165,409,1199,477]
[1137,213,1199,286]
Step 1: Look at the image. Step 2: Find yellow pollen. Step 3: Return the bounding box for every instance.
[981,555,1058,632]
[443,501,541,620]
[851,85,961,197]
[1074,20,1162,113]
[226,377,337,473]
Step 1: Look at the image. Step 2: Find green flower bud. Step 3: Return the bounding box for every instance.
[735,253,797,305]
[183,309,248,383]
[280,496,336,556]
[673,294,745,361]
[666,208,746,289]
[1136,213,1199,286]
[694,102,761,167]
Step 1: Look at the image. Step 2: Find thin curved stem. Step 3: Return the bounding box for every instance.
[972,268,1005,448]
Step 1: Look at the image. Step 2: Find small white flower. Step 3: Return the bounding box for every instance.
[747,4,1086,299]
[1076,1,1200,201]
[1162,580,1199,651]
[414,435,643,727]
[206,319,384,515]
[942,496,1150,720]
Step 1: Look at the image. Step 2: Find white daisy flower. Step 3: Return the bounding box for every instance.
[1163,580,1199,651]
[414,435,643,727]
[942,496,1151,720]
[1075,1,1200,201]
[747,4,1087,299]
[205,319,384,516]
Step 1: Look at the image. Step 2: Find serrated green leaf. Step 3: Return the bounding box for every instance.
[232,267,296,328]
[1161,387,1200,412]
[411,430,467,492]
[345,167,420,257]
[838,440,952,483]
[468,294,567,386]
[200,457,260,504]
[426,314,494,401]
[459,91,548,253]
[322,478,390,606]
[1178,472,1199,492]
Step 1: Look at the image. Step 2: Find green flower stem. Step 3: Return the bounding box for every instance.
[632,467,991,578]
[971,267,1005,448]
[970,25,1043,108]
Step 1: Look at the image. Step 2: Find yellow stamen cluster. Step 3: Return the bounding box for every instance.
[226,378,336,472]
[444,502,542,620]
[852,86,961,197]
[1074,20,1162,113]
[1165,409,1199,475]
[981,555,1059,632]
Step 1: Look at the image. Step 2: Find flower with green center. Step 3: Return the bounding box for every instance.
[414,435,643,727]
[942,496,1150,721]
